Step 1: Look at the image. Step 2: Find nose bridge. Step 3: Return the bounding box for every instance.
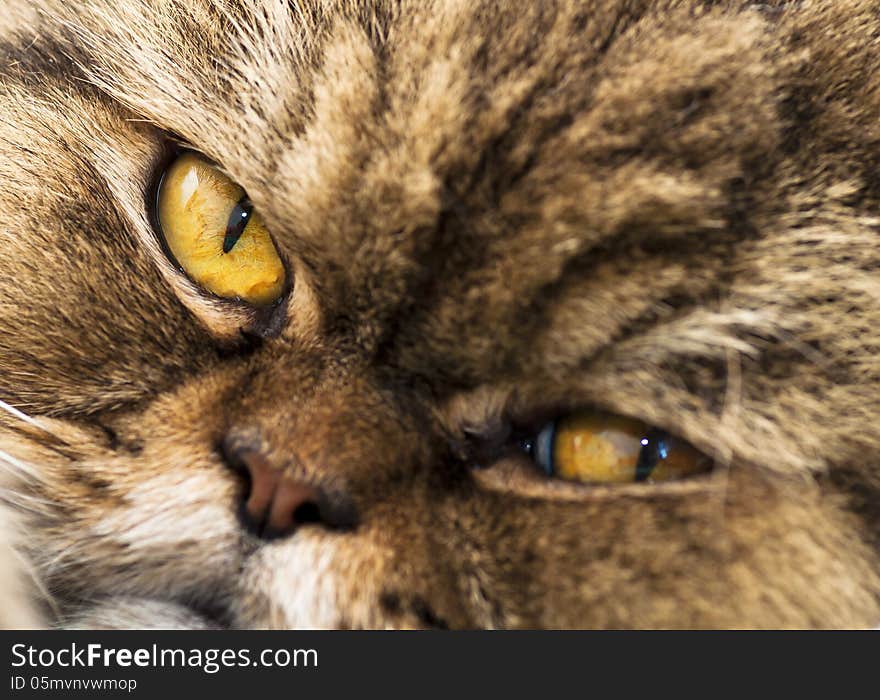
[228,361,433,498]
[295,376,423,486]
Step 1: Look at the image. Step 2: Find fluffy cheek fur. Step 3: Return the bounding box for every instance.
[14,381,880,629]
[0,496,39,628]
[3,373,389,630]
[7,400,243,613]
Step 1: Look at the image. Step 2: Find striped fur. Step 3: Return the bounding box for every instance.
[1,1,880,628]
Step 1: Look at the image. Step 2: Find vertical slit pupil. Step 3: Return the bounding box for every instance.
[223,196,254,253]
[635,429,667,482]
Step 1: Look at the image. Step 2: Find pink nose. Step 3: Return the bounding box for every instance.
[238,450,322,537]
[221,439,358,540]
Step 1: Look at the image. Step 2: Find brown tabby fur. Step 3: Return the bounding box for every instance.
[1,0,880,628]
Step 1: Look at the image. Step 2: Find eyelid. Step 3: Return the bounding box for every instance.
[143,145,293,342]
[471,449,718,501]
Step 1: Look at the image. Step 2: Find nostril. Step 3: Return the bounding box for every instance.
[292,501,322,526]
[219,433,358,539]
[263,480,319,537]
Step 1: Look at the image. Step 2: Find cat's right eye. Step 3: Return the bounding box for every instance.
[156,152,286,306]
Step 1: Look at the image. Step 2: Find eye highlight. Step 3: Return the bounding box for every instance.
[520,409,711,484]
[157,152,285,306]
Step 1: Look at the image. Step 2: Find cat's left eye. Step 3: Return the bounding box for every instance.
[156,152,285,306]
[518,409,712,485]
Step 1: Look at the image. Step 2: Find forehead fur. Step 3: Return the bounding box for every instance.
[1,0,876,472]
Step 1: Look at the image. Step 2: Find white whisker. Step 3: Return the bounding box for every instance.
[0,399,45,430]
[0,399,70,447]
[0,447,42,481]
[0,486,52,513]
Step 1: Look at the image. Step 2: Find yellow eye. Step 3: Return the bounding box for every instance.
[527,409,711,484]
[157,152,285,306]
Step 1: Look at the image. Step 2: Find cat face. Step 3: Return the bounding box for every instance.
[1,0,879,628]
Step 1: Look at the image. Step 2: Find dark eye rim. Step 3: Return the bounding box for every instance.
[146,143,294,335]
